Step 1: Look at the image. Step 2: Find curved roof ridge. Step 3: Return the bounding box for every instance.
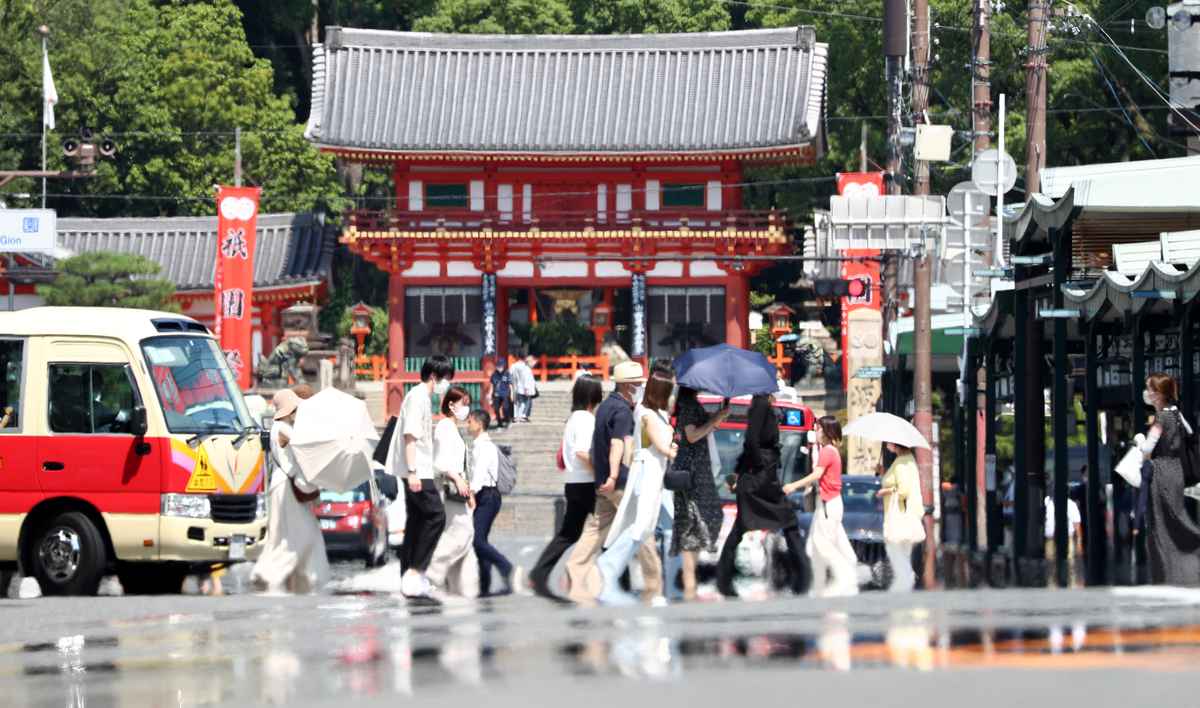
[326,26,812,52]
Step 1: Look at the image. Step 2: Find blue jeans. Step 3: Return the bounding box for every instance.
[658,504,683,601]
[515,394,533,420]
[473,487,513,594]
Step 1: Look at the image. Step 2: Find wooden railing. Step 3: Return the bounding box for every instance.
[521,354,610,382]
[348,208,785,235]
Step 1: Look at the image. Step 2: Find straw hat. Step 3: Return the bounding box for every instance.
[612,361,646,384]
[272,388,301,420]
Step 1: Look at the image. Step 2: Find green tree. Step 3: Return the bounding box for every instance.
[37,252,178,310]
[572,0,730,34]
[413,0,574,34]
[0,0,346,218]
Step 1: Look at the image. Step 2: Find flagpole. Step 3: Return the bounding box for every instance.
[39,27,49,209]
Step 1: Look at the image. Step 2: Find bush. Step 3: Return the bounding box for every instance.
[511,319,593,356]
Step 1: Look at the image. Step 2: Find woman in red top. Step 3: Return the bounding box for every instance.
[784,416,858,597]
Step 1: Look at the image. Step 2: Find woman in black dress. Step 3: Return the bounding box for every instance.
[671,387,730,600]
[716,393,811,597]
[1140,373,1200,585]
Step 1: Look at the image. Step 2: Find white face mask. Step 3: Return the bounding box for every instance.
[1143,390,1156,406]
[434,379,451,397]
[453,405,469,422]
[634,384,646,403]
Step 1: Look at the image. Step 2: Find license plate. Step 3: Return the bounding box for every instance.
[228,534,247,561]
[320,519,337,531]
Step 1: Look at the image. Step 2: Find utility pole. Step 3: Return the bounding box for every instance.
[972,0,992,155]
[1025,0,1050,195]
[884,0,906,197]
[881,0,906,419]
[860,123,869,173]
[910,0,937,589]
[234,126,242,187]
[971,0,992,554]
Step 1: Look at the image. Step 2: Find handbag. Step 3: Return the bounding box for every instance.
[884,493,926,545]
[661,412,693,492]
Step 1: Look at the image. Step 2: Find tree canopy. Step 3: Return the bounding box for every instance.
[37,252,178,310]
[0,0,345,218]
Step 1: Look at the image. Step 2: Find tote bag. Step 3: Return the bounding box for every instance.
[884,494,926,545]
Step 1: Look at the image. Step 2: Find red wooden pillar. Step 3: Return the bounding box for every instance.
[725,272,750,349]
[528,287,538,325]
[387,271,406,417]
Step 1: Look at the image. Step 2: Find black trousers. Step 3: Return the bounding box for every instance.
[400,479,446,573]
[492,396,513,426]
[529,483,596,590]
[716,517,811,596]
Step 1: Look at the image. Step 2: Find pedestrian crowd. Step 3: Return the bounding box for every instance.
[254,348,1200,602]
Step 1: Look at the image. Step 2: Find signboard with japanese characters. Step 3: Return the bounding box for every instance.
[214,186,260,390]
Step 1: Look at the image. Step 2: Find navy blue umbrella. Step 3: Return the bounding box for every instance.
[673,344,780,398]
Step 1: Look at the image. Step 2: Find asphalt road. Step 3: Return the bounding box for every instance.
[3,564,1200,708]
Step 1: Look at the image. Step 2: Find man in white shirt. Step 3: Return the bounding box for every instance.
[467,410,516,595]
[388,354,455,598]
[510,353,537,423]
[1044,494,1084,588]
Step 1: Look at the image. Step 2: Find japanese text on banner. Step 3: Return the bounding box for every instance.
[214,186,260,390]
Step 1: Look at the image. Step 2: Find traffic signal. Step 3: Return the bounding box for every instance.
[812,278,869,300]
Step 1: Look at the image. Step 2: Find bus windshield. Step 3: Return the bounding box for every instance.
[141,336,253,434]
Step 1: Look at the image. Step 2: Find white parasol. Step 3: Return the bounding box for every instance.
[842,412,931,450]
[288,388,380,492]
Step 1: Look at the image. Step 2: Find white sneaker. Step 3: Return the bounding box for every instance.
[400,572,430,598]
[649,595,670,608]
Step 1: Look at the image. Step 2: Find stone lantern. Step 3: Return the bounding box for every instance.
[350,302,373,358]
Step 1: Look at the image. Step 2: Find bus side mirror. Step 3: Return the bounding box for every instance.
[130,406,148,437]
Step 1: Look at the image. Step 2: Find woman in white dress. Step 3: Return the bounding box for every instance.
[251,388,331,593]
[426,387,479,597]
[595,370,677,606]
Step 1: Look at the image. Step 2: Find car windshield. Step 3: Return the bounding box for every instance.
[842,479,884,513]
[141,336,253,434]
[710,428,809,502]
[320,482,369,504]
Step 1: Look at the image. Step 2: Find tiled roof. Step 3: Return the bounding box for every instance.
[304,27,828,155]
[55,212,333,292]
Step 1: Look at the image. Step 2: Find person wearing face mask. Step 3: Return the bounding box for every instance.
[387,354,456,599]
[563,361,662,603]
[426,387,479,598]
[1137,373,1200,585]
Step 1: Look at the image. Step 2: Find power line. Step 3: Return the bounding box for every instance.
[1081,11,1200,133]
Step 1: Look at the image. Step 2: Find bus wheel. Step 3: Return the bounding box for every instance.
[31,512,107,596]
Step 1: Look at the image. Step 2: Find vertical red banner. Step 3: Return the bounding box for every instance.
[215,186,260,390]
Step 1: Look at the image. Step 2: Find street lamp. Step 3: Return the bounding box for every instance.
[762,302,796,371]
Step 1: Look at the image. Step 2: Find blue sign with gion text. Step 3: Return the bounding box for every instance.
[0,209,56,254]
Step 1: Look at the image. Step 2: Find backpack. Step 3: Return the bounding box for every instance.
[495,443,518,494]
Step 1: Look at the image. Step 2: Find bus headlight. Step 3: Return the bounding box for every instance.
[161,494,211,519]
[256,493,267,520]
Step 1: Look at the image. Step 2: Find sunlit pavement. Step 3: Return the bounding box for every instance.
[2,573,1200,707]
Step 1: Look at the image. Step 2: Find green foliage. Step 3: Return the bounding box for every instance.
[336,304,389,356]
[571,0,729,33]
[510,319,593,356]
[752,326,776,358]
[37,252,178,311]
[749,290,776,310]
[318,263,354,335]
[0,0,346,217]
[414,0,574,34]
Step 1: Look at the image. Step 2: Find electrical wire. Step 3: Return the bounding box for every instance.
[1089,49,1157,156]
[1080,10,1200,133]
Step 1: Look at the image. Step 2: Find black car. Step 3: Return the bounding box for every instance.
[795,475,893,590]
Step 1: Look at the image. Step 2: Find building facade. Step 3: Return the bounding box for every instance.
[304,26,829,413]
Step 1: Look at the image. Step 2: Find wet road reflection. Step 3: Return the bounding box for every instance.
[2,587,1200,706]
